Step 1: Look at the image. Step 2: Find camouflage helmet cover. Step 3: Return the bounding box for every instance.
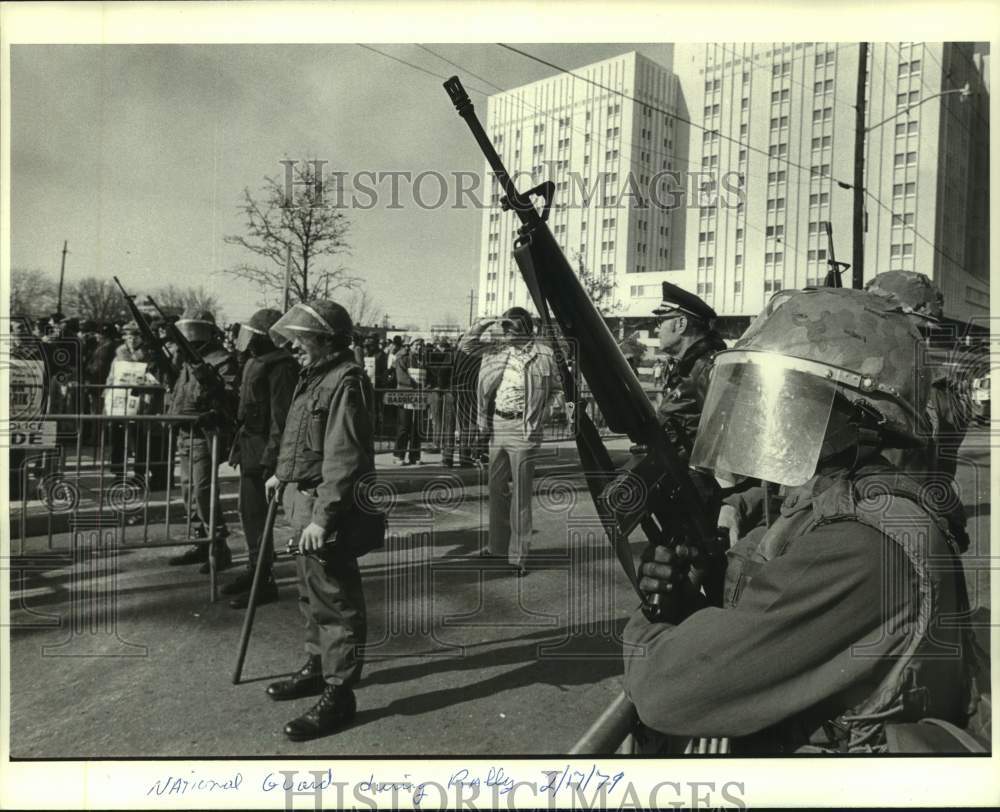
[692,288,929,486]
[864,270,944,321]
[734,287,928,432]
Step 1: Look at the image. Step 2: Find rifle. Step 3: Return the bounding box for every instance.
[146,295,236,423]
[147,295,221,387]
[112,276,179,386]
[822,221,850,288]
[444,77,722,623]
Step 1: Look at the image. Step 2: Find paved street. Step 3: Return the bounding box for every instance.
[9,440,638,758]
[8,430,992,758]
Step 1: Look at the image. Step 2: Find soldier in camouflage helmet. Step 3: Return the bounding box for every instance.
[865,270,944,320]
[865,270,972,550]
[167,308,241,572]
[624,288,979,754]
[263,300,377,742]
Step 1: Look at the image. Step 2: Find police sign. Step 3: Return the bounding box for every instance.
[10,420,58,449]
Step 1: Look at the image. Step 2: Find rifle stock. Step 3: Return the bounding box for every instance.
[112,276,179,385]
[445,76,720,622]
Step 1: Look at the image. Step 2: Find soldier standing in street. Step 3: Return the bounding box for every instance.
[167,309,240,572]
[263,299,377,742]
[653,282,727,463]
[222,308,299,609]
[624,288,981,754]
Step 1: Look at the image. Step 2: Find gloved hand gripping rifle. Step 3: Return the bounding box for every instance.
[444,76,723,622]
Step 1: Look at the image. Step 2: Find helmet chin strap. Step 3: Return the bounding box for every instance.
[848,400,888,473]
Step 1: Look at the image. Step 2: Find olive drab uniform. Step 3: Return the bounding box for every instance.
[229,347,299,573]
[656,332,727,462]
[274,349,377,688]
[168,342,240,540]
[624,463,981,754]
[719,466,978,752]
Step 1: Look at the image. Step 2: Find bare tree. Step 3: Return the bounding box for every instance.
[11,268,57,318]
[223,161,356,306]
[150,284,223,319]
[69,277,130,323]
[343,285,381,330]
[573,251,622,316]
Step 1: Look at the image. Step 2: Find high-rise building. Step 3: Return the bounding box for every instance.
[476,52,691,319]
[673,42,990,323]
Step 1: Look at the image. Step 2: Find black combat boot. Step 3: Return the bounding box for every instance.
[283,684,356,742]
[228,577,278,609]
[266,655,325,701]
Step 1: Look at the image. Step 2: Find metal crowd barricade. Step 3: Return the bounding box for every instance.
[370,384,628,452]
[11,413,225,601]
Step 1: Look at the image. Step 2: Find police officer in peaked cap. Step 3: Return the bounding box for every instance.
[652,282,727,464]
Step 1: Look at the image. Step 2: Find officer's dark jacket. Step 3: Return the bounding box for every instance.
[229,347,299,474]
[275,349,375,533]
[656,331,727,459]
[168,342,240,438]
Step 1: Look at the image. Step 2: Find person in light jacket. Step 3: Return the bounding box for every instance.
[458,307,565,575]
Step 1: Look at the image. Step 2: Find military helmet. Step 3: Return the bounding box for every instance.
[865,270,944,321]
[692,287,929,487]
[236,308,283,352]
[269,299,353,348]
[121,320,142,335]
[176,308,217,344]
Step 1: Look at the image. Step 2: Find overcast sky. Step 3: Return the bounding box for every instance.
[11,43,673,327]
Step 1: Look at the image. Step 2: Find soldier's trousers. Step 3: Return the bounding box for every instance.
[177,431,227,538]
[238,470,273,571]
[284,485,367,687]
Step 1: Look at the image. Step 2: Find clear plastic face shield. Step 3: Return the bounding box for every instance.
[176,318,215,345]
[235,323,265,353]
[268,303,335,349]
[691,350,849,488]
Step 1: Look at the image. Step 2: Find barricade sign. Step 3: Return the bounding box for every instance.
[104,360,152,416]
[9,359,45,419]
[10,420,57,449]
[384,390,429,409]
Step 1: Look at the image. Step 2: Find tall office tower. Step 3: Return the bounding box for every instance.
[476,51,689,319]
[673,42,989,322]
